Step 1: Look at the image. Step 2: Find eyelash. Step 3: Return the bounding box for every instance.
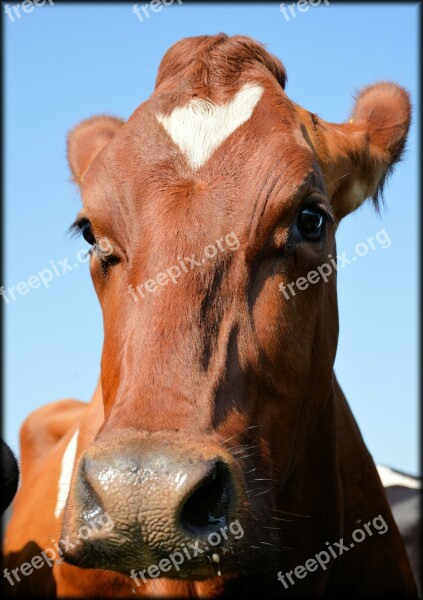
[296,200,334,234]
[69,218,118,273]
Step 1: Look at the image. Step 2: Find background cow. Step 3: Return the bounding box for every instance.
[378,465,421,596]
[1,440,19,515]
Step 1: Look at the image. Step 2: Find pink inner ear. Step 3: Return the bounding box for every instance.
[296,81,410,221]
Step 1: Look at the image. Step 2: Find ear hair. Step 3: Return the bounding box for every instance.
[298,82,411,220]
[349,82,411,208]
[67,115,125,185]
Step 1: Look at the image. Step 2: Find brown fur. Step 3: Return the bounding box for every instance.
[5,35,415,597]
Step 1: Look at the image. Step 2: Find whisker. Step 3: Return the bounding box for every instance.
[269,508,311,518]
[255,487,272,497]
[220,425,259,445]
[260,541,274,546]
[236,451,258,460]
[230,445,258,455]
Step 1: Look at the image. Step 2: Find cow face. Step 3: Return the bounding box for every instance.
[62,35,410,580]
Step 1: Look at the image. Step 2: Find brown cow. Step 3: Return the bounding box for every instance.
[4,34,417,597]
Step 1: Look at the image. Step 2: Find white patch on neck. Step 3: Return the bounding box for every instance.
[156,83,264,170]
[55,428,79,518]
[377,464,420,489]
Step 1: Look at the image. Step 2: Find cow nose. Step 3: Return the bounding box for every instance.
[66,435,242,575]
[78,452,232,537]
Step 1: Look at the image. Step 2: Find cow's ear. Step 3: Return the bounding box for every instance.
[67,116,125,185]
[299,83,411,220]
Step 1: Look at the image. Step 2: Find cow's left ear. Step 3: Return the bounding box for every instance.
[299,82,411,220]
[67,115,125,185]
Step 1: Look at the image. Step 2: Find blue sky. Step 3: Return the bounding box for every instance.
[4,2,419,474]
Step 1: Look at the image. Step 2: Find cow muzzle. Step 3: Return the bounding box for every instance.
[61,430,247,579]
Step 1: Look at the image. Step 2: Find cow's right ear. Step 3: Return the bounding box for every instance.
[67,116,125,185]
[297,83,411,221]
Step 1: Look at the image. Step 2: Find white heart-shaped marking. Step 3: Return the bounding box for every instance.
[156,83,264,170]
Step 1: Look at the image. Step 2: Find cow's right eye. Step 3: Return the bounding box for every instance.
[81,221,96,245]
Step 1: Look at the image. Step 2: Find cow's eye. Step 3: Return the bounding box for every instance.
[81,221,96,245]
[297,207,325,240]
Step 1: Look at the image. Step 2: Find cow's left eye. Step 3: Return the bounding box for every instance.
[297,207,325,240]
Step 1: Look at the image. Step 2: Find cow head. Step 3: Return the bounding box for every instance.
[61,35,410,583]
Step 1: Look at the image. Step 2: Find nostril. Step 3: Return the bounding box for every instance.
[77,457,106,522]
[180,461,231,535]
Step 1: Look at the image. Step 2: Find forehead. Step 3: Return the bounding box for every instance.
[83,81,319,230]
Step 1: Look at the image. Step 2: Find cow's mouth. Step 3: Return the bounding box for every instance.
[62,538,243,581]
